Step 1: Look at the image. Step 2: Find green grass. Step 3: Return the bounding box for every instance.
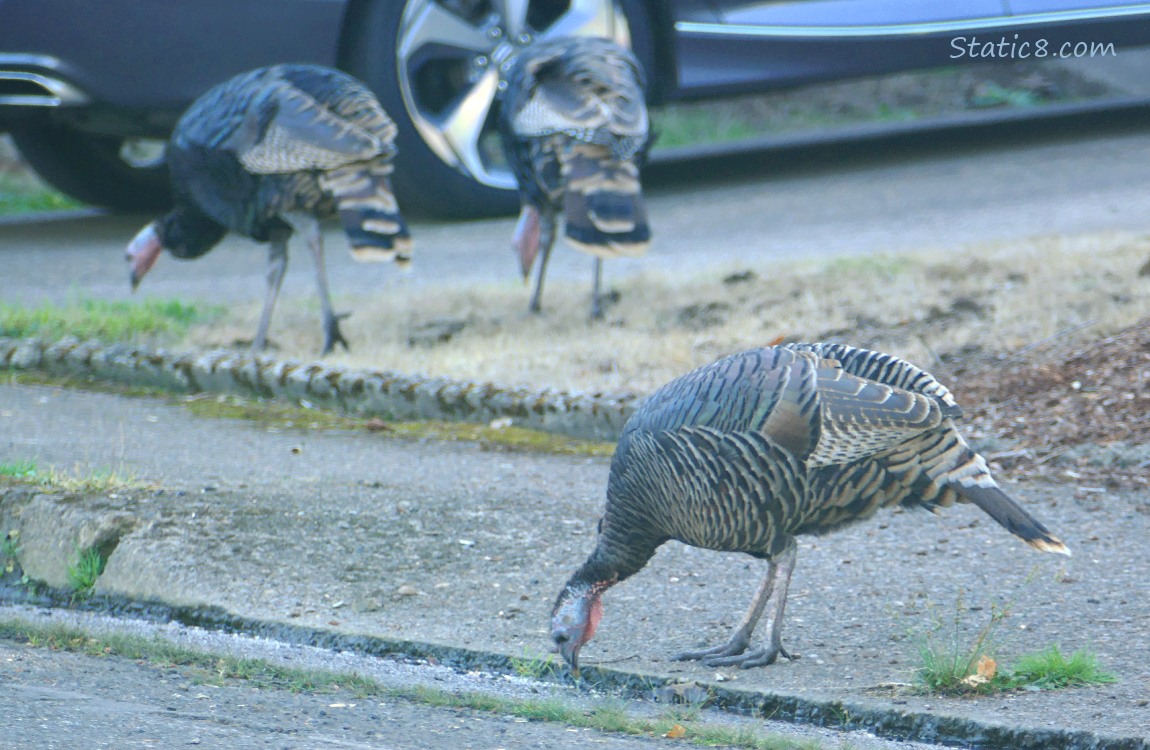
[509,648,561,679]
[0,618,823,750]
[0,460,37,479]
[0,173,82,216]
[0,459,145,493]
[651,105,766,149]
[0,297,223,343]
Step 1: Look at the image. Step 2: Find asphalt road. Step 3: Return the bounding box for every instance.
[6,109,1150,309]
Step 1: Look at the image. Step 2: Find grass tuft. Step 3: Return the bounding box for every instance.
[1008,645,1116,690]
[0,459,145,493]
[509,648,561,679]
[915,596,1010,695]
[0,460,38,479]
[66,546,107,599]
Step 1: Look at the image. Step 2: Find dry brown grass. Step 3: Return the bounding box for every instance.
[182,230,1150,398]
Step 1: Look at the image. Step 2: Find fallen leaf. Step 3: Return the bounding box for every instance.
[960,656,997,688]
[977,655,997,680]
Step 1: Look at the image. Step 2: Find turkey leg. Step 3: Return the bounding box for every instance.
[253,235,289,352]
[285,212,349,354]
[674,538,798,669]
[528,211,558,314]
[589,258,604,320]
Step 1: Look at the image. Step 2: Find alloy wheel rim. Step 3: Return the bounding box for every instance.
[396,0,631,190]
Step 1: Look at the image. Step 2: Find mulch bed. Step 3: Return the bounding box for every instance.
[951,318,1149,491]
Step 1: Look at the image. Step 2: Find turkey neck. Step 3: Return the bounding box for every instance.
[157,204,227,260]
[568,494,668,594]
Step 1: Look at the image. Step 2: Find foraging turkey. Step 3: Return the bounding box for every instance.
[552,343,1070,675]
[499,36,651,319]
[126,64,411,355]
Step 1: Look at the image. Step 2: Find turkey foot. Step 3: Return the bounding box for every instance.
[675,540,797,669]
[323,312,351,355]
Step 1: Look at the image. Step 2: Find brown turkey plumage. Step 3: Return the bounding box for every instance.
[499,36,651,319]
[126,64,411,355]
[551,343,1070,675]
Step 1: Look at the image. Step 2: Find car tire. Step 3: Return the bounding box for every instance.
[342,0,652,219]
[9,122,171,213]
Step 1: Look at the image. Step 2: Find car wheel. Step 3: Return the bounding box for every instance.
[344,0,652,219]
[9,122,171,212]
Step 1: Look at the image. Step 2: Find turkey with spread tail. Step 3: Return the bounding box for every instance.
[126,64,412,355]
[499,36,651,319]
[551,343,1070,676]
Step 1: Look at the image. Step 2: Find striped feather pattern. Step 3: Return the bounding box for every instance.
[168,64,409,259]
[560,342,1069,623]
[500,36,651,271]
[600,343,1067,562]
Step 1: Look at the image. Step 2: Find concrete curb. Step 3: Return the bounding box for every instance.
[0,581,1144,750]
[0,337,638,442]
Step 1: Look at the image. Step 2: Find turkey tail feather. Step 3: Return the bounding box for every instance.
[321,162,411,264]
[959,483,1070,555]
[562,145,649,259]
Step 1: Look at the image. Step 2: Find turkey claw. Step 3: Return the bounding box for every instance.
[706,645,793,669]
[673,641,793,670]
[322,312,351,355]
[672,637,750,664]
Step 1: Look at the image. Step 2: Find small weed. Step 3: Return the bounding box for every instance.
[2,529,20,574]
[509,648,560,679]
[1008,645,1116,690]
[66,546,107,599]
[915,594,1010,695]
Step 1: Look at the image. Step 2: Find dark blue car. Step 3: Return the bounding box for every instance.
[2,0,1148,216]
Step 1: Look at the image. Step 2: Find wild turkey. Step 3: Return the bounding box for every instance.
[125,64,411,355]
[551,343,1070,675]
[499,36,651,319]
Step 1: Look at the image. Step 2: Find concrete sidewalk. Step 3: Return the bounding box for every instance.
[2,380,1148,748]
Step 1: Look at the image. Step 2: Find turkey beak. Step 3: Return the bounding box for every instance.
[511,204,541,279]
[126,222,163,290]
[555,635,581,679]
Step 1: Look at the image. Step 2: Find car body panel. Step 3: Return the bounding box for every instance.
[0,0,346,131]
[4,0,1150,213]
[673,0,1150,95]
[5,0,1150,127]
